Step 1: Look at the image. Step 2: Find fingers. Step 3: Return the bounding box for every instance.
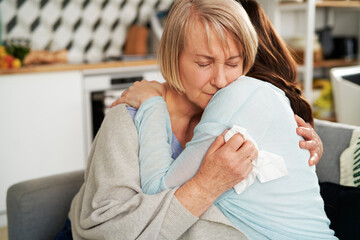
[294,114,309,128]
[110,80,155,108]
[247,149,258,164]
[121,88,128,97]
[110,88,129,108]
[238,140,257,158]
[296,121,324,166]
[243,161,254,175]
[225,133,245,150]
[299,139,317,150]
[203,131,257,190]
[231,146,256,181]
[308,152,319,166]
[299,139,322,166]
[226,135,257,181]
[223,133,258,163]
[110,97,124,108]
[207,134,226,154]
[296,127,315,141]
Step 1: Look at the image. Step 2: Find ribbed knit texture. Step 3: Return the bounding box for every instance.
[68,104,247,240]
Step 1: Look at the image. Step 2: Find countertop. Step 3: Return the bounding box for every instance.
[0,59,158,75]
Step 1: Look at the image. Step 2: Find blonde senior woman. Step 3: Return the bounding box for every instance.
[58,0,325,239]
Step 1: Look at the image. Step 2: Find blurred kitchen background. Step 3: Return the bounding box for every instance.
[0,0,171,62]
[0,0,359,236]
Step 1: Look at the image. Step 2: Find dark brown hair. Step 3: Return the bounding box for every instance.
[237,0,313,125]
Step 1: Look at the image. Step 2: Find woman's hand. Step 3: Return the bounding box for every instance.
[294,115,323,166]
[110,80,166,109]
[175,131,257,217]
[194,132,257,197]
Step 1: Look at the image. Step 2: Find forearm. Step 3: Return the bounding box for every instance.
[135,97,213,194]
[175,177,220,217]
[135,97,174,194]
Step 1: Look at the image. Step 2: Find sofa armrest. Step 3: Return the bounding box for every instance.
[314,119,360,184]
[6,170,84,240]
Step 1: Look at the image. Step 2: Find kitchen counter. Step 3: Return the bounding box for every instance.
[0,59,158,75]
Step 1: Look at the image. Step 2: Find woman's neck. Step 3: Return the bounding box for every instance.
[164,85,203,148]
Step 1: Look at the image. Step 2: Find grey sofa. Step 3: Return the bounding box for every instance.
[6,119,360,240]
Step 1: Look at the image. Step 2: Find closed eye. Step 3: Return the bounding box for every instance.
[226,63,239,68]
[197,63,211,68]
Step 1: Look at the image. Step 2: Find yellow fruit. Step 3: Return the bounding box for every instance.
[0,47,6,58]
[12,58,21,68]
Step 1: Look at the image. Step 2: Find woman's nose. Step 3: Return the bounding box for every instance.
[211,65,228,89]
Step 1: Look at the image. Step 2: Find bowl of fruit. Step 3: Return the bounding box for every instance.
[0,38,30,69]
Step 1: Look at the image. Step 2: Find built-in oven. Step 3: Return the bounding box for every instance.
[83,65,164,152]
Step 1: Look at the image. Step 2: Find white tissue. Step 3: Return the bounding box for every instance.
[224,125,288,194]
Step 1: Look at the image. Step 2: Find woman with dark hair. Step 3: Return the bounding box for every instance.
[239,0,313,125]
[119,0,335,238]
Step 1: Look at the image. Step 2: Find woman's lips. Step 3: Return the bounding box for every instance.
[205,91,216,96]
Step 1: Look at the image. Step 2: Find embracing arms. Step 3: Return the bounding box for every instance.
[112,79,323,165]
[134,97,255,196]
[69,105,248,240]
[69,105,200,239]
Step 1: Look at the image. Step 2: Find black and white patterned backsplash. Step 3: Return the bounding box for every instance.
[0,0,173,63]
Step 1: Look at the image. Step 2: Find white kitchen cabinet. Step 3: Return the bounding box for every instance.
[0,71,87,226]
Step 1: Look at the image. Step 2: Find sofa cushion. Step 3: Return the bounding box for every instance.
[314,119,358,184]
[320,182,360,240]
[7,170,84,240]
[340,130,360,187]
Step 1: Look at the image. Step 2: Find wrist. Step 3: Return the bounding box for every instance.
[175,177,219,217]
[191,173,223,201]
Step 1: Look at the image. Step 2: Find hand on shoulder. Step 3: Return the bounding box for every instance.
[110,80,166,109]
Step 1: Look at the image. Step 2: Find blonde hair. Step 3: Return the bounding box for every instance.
[158,0,258,93]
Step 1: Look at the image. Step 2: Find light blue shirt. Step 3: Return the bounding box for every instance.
[134,76,336,239]
[128,106,183,159]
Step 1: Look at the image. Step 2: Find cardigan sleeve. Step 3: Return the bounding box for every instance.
[69,104,198,240]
